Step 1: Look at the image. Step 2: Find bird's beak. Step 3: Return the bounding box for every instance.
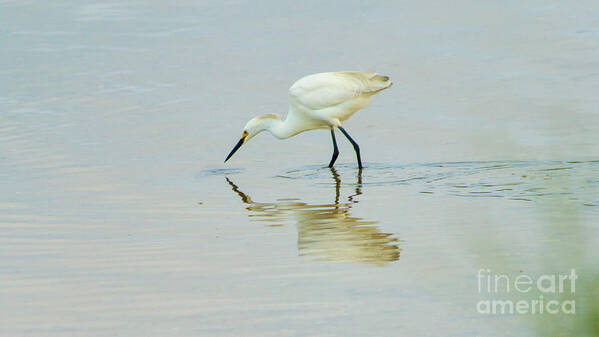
[224,136,246,163]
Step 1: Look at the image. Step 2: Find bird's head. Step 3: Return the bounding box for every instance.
[224,114,280,162]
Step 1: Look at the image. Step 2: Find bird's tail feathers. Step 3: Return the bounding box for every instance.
[366,73,392,93]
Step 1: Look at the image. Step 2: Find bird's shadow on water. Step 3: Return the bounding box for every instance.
[225,167,401,266]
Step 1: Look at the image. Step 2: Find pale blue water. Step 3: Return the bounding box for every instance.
[2,1,599,336]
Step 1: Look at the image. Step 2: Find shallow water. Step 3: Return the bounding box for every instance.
[2,1,599,336]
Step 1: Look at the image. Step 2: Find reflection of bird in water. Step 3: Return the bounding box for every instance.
[226,168,400,265]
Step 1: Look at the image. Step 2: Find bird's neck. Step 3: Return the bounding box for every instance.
[267,117,300,139]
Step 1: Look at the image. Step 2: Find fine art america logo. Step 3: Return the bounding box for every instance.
[476,269,577,315]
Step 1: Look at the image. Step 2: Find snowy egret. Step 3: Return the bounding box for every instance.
[224,71,392,169]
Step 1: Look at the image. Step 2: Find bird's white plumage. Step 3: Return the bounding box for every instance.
[289,72,389,111]
[225,71,391,167]
[287,72,392,129]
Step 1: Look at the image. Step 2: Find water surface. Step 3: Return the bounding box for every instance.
[2,1,599,336]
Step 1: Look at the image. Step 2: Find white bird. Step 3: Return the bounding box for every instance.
[224,71,392,169]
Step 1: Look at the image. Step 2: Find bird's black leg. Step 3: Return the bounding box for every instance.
[327,129,339,167]
[338,126,362,169]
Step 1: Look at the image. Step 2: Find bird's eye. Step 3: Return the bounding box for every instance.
[242,130,248,137]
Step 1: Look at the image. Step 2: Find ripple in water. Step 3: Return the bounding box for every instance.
[199,168,244,177]
[278,161,599,206]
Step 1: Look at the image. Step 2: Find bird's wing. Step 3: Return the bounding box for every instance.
[289,72,390,111]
